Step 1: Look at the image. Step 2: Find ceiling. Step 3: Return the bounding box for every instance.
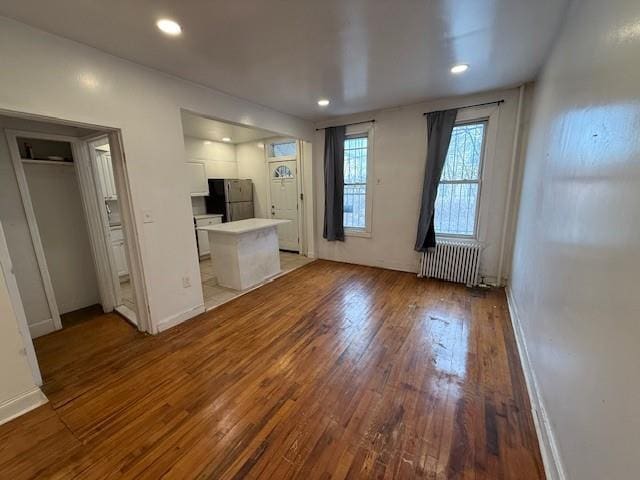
[0,0,569,120]
[181,111,279,144]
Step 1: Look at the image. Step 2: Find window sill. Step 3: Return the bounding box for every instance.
[344,229,371,238]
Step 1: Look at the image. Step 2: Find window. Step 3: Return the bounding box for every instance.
[268,141,296,158]
[273,165,293,178]
[343,134,369,231]
[434,121,487,237]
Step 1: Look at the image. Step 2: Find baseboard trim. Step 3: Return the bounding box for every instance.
[28,317,56,338]
[317,255,417,274]
[0,387,48,426]
[505,287,566,480]
[156,303,205,333]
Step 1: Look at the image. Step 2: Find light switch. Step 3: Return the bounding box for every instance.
[142,210,154,223]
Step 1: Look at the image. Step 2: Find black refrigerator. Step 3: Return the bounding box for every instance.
[205,179,254,222]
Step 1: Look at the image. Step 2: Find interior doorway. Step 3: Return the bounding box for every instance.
[87,137,138,324]
[0,110,149,386]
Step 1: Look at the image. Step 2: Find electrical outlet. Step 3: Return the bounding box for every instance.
[182,276,191,288]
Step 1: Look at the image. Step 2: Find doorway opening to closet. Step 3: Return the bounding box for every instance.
[0,111,149,390]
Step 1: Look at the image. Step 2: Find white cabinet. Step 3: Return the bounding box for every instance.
[187,162,208,196]
[97,151,117,200]
[195,215,222,257]
[110,226,128,277]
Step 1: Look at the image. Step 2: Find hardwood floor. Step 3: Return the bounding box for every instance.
[0,260,544,479]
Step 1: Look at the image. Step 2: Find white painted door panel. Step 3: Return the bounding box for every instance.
[269,160,299,251]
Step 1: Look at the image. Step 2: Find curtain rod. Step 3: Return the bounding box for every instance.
[423,99,504,115]
[315,119,375,131]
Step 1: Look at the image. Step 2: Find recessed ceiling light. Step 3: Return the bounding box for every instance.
[450,64,469,74]
[222,137,231,142]
[317,99,330,107]
[156,19,182,36]
[204,140,212,145]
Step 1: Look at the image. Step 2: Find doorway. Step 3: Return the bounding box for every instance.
[0,110,149,386]
[87,137,138,324]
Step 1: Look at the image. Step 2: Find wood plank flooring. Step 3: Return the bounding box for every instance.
[0,260,544,479]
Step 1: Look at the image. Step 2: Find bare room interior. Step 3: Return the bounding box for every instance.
[0,1,638,479]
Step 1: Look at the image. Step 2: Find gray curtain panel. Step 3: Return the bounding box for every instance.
[323,125,346,241]
[415,109,458,251]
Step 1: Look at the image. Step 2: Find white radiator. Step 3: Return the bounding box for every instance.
[418,240,481,286]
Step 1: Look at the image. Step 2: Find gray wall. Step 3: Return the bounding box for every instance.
[510,0,640,478]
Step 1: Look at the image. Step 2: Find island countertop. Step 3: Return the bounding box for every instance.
[196,218,290,235]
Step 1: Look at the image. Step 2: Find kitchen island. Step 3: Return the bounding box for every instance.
[197,218,290,291]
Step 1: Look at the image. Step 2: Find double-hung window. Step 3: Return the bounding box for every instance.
[434,121,487,237]
[343,130,372,233]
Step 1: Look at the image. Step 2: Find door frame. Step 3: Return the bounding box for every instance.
[4,129,70,333]
[265,138,305,255]
[83,131,150,332]
[84,135,127,318]
[2,122,150,339]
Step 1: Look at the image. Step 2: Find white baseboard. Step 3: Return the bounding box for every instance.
[0,387,48,426]
[318,255,417,274]
[505,287,566,480]
[28,317,56,338]
[156,303,205,333]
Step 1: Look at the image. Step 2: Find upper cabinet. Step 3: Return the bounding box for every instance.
[96,151,117,200]
[187,162,208,196]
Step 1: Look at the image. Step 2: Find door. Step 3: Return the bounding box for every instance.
[225,179,253,202]
[269,160,299,251]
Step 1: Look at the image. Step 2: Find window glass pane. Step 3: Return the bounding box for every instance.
[434,183,478,236]
[343,135,368,229]
[344,184,367,229]
[440,123,485,181]
[269,141,296,157]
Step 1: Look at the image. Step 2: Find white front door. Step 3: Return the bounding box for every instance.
[269,160,299,251]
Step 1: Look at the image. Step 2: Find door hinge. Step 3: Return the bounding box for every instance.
[300,193,304,201]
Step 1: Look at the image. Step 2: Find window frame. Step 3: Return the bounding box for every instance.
[435,118,489,240]
[343,124,374,237]
[266,139,298,161]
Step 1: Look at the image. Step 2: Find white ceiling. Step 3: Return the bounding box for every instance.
[181,111,279,144]
[0,0,569,120]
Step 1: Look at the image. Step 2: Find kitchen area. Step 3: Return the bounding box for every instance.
[182,111,314,310]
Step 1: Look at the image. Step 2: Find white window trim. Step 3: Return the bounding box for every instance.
[343,123,374,237]
[435,104,500,244]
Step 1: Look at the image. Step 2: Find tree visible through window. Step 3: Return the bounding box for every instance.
[343,135,368,229]
[434,122,486,236]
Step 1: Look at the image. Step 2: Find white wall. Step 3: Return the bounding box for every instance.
[313,87,522,279]
[183,136,238,179]
[24,163,100,317]
[236,141,268,218]
[509,0,640,478]
[0,17,313,332]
